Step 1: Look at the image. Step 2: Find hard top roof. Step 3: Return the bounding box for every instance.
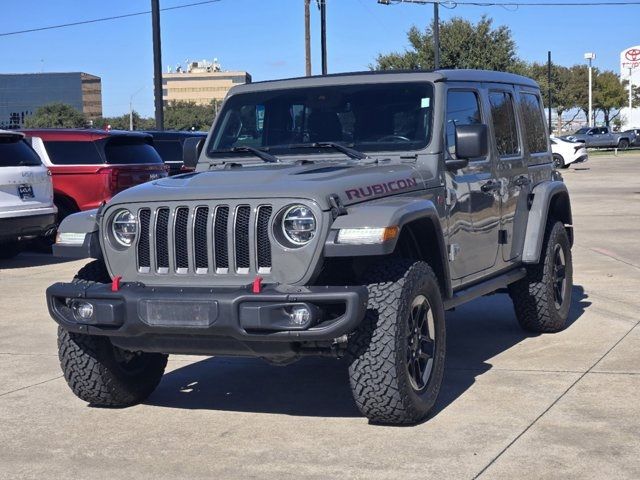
[229,69,539,96]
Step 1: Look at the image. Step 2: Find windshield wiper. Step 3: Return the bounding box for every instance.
[226,146,279,163]
[288,142,369,160]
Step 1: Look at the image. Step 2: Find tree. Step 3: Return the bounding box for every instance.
[374,16,522,73]
[565,64,591,125]
[163,100,219,131]
[24,103,86,128]
[594,71,627,126]
[92,112,155,131]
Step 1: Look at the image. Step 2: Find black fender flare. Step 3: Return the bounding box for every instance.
[522,181,573,263]
[52,209,102,259]
[324,197,452,297]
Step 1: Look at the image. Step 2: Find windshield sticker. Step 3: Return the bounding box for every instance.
[421,97,431,108]
[346,177,418,200]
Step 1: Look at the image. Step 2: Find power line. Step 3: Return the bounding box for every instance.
[383,0,640,6]
[0,0,222,38]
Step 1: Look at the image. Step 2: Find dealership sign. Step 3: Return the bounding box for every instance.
[621,45,640,71]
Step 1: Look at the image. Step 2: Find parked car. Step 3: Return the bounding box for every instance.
[20,129,168,225]
[550,136,588,169]
[562,126,633,150]
[143,130,207,175]
[0,130,56,258]
[623,128,640,146]
[48,70,574,425]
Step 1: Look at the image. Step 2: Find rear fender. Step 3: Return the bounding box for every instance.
[522,181,573,263]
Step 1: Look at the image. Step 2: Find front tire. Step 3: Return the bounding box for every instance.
[509,221,573,333]
[347,259,446,425]
[618,139,630,150]
[57,260,168,407]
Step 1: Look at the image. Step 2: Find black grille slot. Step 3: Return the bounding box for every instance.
[194,207,209,271]
[214,206,229,271]
[155,208,170,270]
[256,206,273,271]
[175,207,189,271]
[137,209,151,270]
[235,206,251,271]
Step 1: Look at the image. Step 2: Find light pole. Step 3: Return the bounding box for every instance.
[129,86,146,131]
[584,52,596,127]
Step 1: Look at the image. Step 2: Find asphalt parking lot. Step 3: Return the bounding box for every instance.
[1,154,639,480]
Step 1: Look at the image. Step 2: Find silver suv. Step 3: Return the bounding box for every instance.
[47,70,574,425]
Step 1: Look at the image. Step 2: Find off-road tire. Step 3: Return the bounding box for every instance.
[509,221,573,333]
[553,154,565,169]
[0,241,22,259]
[618,139,630,150]
[57,260,168,407]
[347,259,446,425]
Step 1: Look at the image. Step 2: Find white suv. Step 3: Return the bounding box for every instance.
[0,130,56,259]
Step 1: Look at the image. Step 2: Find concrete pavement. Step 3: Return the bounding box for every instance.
[0,154,639,479]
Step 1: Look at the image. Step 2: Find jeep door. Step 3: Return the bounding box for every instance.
[445,87,500,280]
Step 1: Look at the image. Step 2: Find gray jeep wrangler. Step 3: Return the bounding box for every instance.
[47,70,573,425]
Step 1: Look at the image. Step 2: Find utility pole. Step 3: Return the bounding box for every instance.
[434,1,440,69]
[584,52,596,127]
[151,0,164,130]
[319,0,327,75]
[548,51,552,133]
[305,0,312,76]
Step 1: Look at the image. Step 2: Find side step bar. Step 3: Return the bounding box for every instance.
[444,268,527,310]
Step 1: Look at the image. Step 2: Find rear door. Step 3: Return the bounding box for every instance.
[487,88,528,263]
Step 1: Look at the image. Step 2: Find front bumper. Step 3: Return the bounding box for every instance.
[46,281,368,355]
[0,212,57,241]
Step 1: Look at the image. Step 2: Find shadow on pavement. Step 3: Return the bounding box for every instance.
[434,285,590,417]
[0,252,75,270]
[147,286,590,420]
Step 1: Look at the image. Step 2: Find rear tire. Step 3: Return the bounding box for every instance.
[553,154,565,169]
[347,259,446,425]
[57,260,168,407]
[509,221,573,333]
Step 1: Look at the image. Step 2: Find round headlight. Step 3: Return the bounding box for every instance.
[282,205,316,246]
[111,209,137,247]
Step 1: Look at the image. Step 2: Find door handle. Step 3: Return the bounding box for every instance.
[481,180,501,193]
[513,176,531,187]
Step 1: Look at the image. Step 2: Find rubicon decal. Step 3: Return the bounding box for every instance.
[345,177,418,200]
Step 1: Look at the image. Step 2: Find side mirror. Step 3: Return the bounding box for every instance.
[182,137,205,170]
[587,131,594,135]
[446,124,488,171]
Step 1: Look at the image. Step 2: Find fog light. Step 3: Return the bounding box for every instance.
[71,300,94,321]
[288,305,311,326]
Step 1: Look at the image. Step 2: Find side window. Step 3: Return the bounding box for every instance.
[446,90,482,159]
[519,93,548,154]
[489,91,520,157]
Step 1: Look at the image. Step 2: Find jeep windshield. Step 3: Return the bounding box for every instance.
[207,82,434,159]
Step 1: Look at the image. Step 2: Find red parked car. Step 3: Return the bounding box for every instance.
[20,129,168,221]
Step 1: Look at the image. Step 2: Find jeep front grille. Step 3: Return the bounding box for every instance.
[136,204,273,276]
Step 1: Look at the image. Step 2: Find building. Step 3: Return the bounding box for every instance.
[0,72,102,129]
[620,45,640,129]
[162,59,251,106]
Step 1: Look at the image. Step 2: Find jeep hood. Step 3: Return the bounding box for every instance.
[108,161,425,210]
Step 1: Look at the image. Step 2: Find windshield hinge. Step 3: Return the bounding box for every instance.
[328,194,348,219]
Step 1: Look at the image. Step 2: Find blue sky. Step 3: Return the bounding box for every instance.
[1,0,638,117]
